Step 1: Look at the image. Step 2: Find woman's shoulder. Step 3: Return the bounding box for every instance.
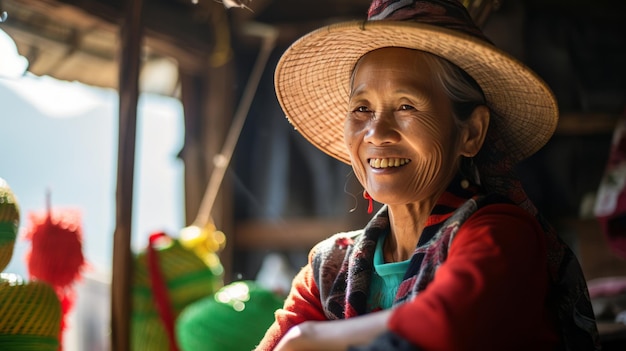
[307,230,365,299]
[309,229,364,261]
[469,198,543,229]
[442,193,545,242]
[457,199,548,254]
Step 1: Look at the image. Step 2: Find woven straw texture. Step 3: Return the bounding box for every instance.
[131,239,223,351]
[176,281,285,351]
[0,179,19,272]
[0,276,61,351]
[274,20,558,165]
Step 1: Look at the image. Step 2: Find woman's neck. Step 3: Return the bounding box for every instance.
[385,198,437,262]
[381,171,476,262]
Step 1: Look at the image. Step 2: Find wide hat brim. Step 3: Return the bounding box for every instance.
[274,20,559,164]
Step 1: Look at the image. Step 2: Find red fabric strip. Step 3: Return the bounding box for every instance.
[147,232,180,351]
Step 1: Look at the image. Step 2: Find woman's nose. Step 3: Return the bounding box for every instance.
[363,112,400,145]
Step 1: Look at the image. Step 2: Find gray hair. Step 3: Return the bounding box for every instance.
[419,52,487,122]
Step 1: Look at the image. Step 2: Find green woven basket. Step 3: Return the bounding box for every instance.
[176,280,285,351]
[0,274,62,351]
[0,179,20,272]
[131,234,223,351]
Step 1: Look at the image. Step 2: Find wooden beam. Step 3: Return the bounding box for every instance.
[12,0,214,73]
[111,0,143,350]
[234,218,356,250]
[556,113,619,135]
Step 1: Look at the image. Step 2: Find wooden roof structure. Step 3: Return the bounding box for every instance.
[2,0,625,350]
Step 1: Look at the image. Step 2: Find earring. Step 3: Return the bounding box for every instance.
[460,179,470,189]
[363,190,373,214]
[460,156,479,189]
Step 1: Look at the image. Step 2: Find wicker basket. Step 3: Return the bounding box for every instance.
[0,274,62,351]
[131,233,223,351]
[176,281,285,351]
[0,179,20,272]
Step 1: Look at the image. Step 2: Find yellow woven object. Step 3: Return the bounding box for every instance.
[0,273,62,351]
[179,222,226,267]
[131,234,223,351]
[0,179,20,272]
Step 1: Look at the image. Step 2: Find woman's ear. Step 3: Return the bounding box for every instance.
[459,105,490,157]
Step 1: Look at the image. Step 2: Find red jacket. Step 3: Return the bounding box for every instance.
[256,203,561,350]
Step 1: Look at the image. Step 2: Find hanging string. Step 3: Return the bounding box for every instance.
[344,171,359,213]
[190,22,277,231]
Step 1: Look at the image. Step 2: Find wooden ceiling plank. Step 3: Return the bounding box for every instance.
[12,0,215,71]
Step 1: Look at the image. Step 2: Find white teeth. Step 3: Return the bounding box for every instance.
[369,158,410,169]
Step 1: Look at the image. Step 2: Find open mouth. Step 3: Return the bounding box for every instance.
[368,158,411,169]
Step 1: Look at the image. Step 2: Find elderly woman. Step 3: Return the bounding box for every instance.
[256,0,600,350]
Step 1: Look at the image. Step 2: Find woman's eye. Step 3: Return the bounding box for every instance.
[348,106,373,121]
[399,104,415,111]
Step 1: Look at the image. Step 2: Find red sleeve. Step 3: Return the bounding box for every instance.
[389,204,559,350]
[255,258,327,350]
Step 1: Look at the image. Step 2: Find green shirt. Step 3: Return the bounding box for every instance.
[367,233,410,311]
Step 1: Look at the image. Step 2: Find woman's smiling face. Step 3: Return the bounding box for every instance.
[345,47,468,206]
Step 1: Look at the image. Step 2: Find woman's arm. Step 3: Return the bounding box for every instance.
[257,231,367,350]
[255,263,328,350]
[257,262,392,351]
[273,309,392,351]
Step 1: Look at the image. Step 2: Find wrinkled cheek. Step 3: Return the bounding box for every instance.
[343,133,356,165]
[352,165,368,190]
[343,121,352,155]
[410,146,444,191]
[344,121,366,183]
[345,143,367,188]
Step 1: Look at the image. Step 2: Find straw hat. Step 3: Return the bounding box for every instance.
[274,0,558,164]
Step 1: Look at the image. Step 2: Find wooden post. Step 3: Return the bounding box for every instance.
[111,0,143,350]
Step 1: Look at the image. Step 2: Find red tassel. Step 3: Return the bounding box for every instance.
[24,204,86,351]
[363,190,373,214]
[25,210,85,288]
